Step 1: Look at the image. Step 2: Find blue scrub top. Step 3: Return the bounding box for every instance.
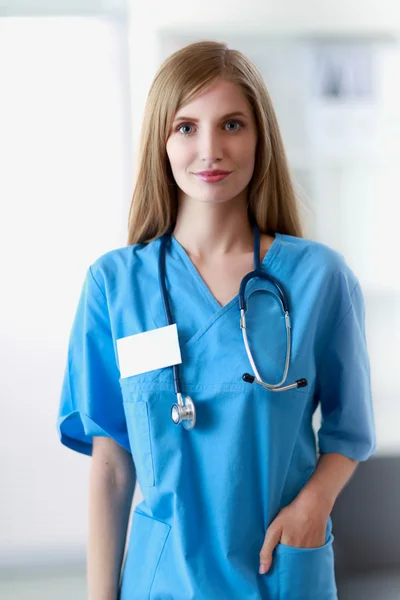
[56,231,376,600]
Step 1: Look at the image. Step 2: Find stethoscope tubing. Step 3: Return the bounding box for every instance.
[158,222,308,429]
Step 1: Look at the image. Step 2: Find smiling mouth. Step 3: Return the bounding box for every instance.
[193,172,232,183]
[195,170,232,176]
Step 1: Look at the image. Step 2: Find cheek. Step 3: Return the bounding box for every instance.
[165,140,176,168]
[234,152,255,178]
[166,141,191,173]
[244,157,257,180]
[239,136,257,159]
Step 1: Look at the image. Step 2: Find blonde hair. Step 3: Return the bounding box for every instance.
[127,40,305,245]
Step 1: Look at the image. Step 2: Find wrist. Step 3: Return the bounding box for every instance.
[295,480,335,517]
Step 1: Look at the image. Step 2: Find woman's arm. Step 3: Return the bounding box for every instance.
[295,451,358,512]
[87,436,136,600]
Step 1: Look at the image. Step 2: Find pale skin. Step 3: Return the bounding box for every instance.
[87,78,359,598]
[87,437,136,600]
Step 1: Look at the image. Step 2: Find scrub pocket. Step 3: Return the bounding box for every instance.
[119,509,171,600]
[275,532,337,600]
[121,369,170,489]
[124,399,155,487]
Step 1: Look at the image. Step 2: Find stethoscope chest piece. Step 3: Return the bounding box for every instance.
[171,394,196,430]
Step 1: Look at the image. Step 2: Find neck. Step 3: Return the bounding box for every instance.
[172,192,255,261]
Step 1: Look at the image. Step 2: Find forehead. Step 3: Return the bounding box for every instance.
[174,80,251,119]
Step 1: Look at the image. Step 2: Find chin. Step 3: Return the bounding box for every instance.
[199,195,234,205]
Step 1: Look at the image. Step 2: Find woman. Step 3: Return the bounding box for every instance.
[57,41,376,599]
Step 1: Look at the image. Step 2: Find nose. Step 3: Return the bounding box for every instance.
[198,127,224,163]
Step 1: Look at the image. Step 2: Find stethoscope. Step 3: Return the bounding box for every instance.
[158,222,308,430]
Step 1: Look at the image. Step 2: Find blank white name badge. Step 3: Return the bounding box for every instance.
[116,324,182,379]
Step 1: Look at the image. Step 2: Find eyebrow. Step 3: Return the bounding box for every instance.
[173,111,249,123]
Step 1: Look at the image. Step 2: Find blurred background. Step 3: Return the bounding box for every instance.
[0,0,399,598]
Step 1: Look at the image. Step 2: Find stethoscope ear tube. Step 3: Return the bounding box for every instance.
[240,303,308,392]
[239,224,308,392]
[242,373,308,390]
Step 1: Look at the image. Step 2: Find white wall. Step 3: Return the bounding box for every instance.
[1,0,399,569]
[126,0,400,156]
[0,10,133,567]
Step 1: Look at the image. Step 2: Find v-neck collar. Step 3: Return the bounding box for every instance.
[169,232,282,314]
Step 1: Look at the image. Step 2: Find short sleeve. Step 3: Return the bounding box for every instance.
[315,280,377,462]
[56,265,130,456]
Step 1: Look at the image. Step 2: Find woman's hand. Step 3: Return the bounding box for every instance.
[258,492,331,575]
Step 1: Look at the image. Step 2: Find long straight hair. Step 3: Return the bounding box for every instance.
[127,41,305,245]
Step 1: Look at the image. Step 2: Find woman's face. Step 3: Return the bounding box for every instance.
[166,79,258,206]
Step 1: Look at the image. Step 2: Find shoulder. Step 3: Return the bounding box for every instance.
[88,238,161,296]
[276,231,344,266]
[276,232,362,327]
[277,231,358,291]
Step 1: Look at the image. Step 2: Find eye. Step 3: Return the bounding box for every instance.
[224,120,243,132]
[177,123,193,135]
[176,120,244,136]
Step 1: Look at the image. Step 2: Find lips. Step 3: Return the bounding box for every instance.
[195,170,232,176]
[194,172,232,183]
